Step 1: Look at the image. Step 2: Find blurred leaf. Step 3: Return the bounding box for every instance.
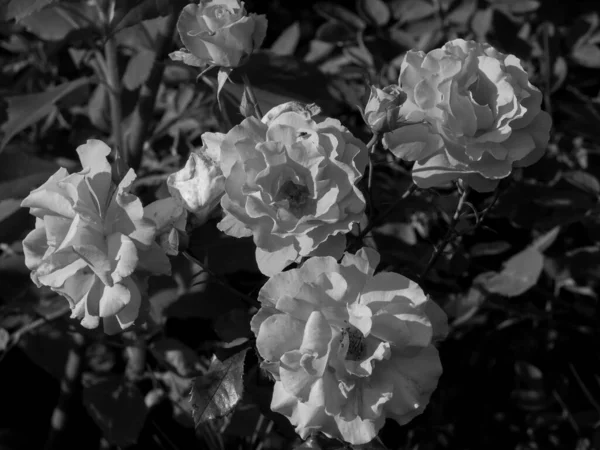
[314,2,366,30]
[150,337,202,378]
[532,226,560,252]
[0,77,91,151]
[563,170,600,196]
[390,0,435,25]
[110,0,186,34]
[88,84,111,132]
[0,327,9,352]
[471,7,493,40]
[1,0,54,21]
[446,285,486,326]
[572,44,600,68]
[551,56,568,92]
[316,21,356,43]
[83,378,148,447]
[359,0,391,26]
[123,49,156,90]
[446,0,477,25]
[470,241,511,257]
[0,199,21,223]
[116,15,170,50]
[304,39,336,63]
[478,246,544,297]
[20,3,99,40]
[271,21,301,56]
[490,0,539,13]
[190,347,249,426]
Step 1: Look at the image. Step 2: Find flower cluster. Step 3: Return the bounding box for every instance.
[251,248,448,444]
[20,5,552,444]
[21,140,180,334]
[382,39,552,192]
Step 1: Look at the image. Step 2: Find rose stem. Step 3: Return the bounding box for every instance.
[43,331,86,450]
[348,183,417,251]
[126,11,179,171]
[104,35,125,166]
[419,184,470,282]
[241,72,263,119]
[182,251,260,308]
[366,133,381,234]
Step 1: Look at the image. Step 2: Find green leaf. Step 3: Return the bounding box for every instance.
[270,21,301,56]
[478,246,544,297]
[572,43,600,68]
[123,49,156,90]
[2,0,54,21]
[314,2,366,30]
[0,327,9,352]
[20,3,99,40]
[110,0,187,34]
[190,348,249,426]
[315,21,355,43]
[83,378,148,447]
[150,338,203,378]
[359,0,391,26]
[532,226,560,253]
[0,77,91,151]
[563,170,600,195]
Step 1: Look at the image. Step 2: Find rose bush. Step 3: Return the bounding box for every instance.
[251,248,448,444]
[21,140,172,334]
[212,101,368,275]
[170,0,268,68]
[383,39,552,192]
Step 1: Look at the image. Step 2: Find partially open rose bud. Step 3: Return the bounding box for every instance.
[361,85,408,134]
[167,135,226,227]
[170,0,268,68]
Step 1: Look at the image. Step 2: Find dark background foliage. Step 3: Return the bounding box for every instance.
[1,0,600,449]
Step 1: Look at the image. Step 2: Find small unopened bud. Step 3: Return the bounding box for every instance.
[361,85,408,133]
[239,89,254,118]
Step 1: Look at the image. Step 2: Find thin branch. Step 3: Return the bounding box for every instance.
[182,251,259,308]
[104,35,125,164]
[347,183,418,252]
[420,185,469,281]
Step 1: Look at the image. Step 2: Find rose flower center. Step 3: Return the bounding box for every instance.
[344,326,365,361]
[278,180,309,214]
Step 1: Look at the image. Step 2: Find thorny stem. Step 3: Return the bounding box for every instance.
[366,133,380,193]
[241,72,263,119]
[104,35,125,165]
[420,185,470,282]
[347,183,418,252]
[43,332,86,450]
[183,251,260,308]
